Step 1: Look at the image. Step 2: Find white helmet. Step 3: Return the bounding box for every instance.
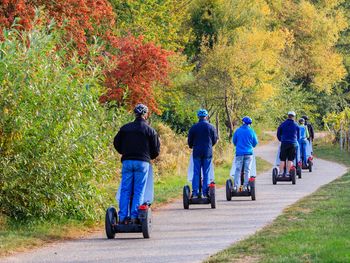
[288,111,296,117]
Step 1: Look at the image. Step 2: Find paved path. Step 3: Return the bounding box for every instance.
[2,139,347,263]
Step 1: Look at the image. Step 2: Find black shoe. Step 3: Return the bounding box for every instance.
[130,218,140,225]
[119,219,129,225]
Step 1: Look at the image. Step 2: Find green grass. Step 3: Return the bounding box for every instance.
[0,156,271,257]
[206,141,350,263]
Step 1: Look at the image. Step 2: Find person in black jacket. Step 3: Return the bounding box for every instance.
[188,109,218,198]
[113,104,160,224]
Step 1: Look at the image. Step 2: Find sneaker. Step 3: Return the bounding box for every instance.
[191,194,198,199]
[233,186,238,192]
[243,185,248,192]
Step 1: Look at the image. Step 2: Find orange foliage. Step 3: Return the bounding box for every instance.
[0,0,115,53]
[101,35,171,113]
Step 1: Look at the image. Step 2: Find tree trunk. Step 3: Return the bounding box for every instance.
[225,89,233,142]
[215,112,220,140]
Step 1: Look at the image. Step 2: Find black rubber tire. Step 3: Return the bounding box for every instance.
[226,179,233,201]
[210,187,216,209]
[272,168,278,185]
[251,186,256,201]
[291,169,296,185]
[183,185,190,209]
[105,206,117,239]
[142,208,152,239]
[309,161,313,172]
[297,166,302,179]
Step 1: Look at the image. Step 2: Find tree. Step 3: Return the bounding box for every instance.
[110,0,192,51]
[101,35,171,113]
[268,0,347,92]
[0,0,115,54]
[192,27,288,139]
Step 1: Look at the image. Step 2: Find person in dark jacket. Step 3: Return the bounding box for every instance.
[232,116,258,191]
[188,109,218,198]
[277,111,300,175]
[114,104,160,224]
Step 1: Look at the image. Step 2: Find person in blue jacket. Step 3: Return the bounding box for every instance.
[188,109,218,198]
[277,111,300,175]
[298,118,309,165]
[233,116,258,191]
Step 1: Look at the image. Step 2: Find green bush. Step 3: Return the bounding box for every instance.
[0,24,116,221]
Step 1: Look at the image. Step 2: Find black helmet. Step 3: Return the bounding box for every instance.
[302,115,308,120]
[299,118,305,124]
[134,104,148,115]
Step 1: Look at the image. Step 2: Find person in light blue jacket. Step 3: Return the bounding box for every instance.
[233,116,258,191]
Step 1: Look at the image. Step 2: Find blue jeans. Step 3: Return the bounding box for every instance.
[299,139,307,165]
[234,155,253,187]
[192,157,211,196]
[119,160,149,221]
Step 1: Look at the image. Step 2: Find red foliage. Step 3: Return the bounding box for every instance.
[0,0,115,53]
[0,1,172,112]
[0,0,35,37]
[101,35,171,114]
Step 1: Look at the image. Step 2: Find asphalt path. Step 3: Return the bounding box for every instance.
[2,138,347,263]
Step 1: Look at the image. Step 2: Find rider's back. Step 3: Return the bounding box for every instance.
[114,118,160,162]
[277,119,300,144]
[188,120,217,158]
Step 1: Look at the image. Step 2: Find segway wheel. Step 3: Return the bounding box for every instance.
[291,169,296,185]
[250,186,256,201]
[183,185,190,209]
[297,166,302,179]
[309,161,313,172]
[142,207,152,239]
[272,168,278,185]
[209,186,216,209]
[105,206,117,239]
[226,179,233,201]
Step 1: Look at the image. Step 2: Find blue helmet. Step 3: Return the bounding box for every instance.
[134,103,148,115]
[197,109,208,118]
[242,116,252,125]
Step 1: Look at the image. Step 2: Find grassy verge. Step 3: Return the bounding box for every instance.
[0,156,271,257]
[206,140,350,263]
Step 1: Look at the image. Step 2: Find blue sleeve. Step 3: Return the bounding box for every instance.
[211,126,218,146]
[297,125,300,140]
[252,130,258,147]
[277,124,282,141]
[233,130,238,146]
[188,127,194,148]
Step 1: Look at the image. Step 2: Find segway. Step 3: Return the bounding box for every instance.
[183,171,216,209]
[105,180,152,239]
[300,140,313,172]
[226,163,256,201]
[272,164,296,185]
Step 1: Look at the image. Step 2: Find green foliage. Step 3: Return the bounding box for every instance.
[253,83,318,128]
[110,0,192,51]
[0,25,116,221]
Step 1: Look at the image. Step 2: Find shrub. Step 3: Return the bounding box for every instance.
[0,24,113,221]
